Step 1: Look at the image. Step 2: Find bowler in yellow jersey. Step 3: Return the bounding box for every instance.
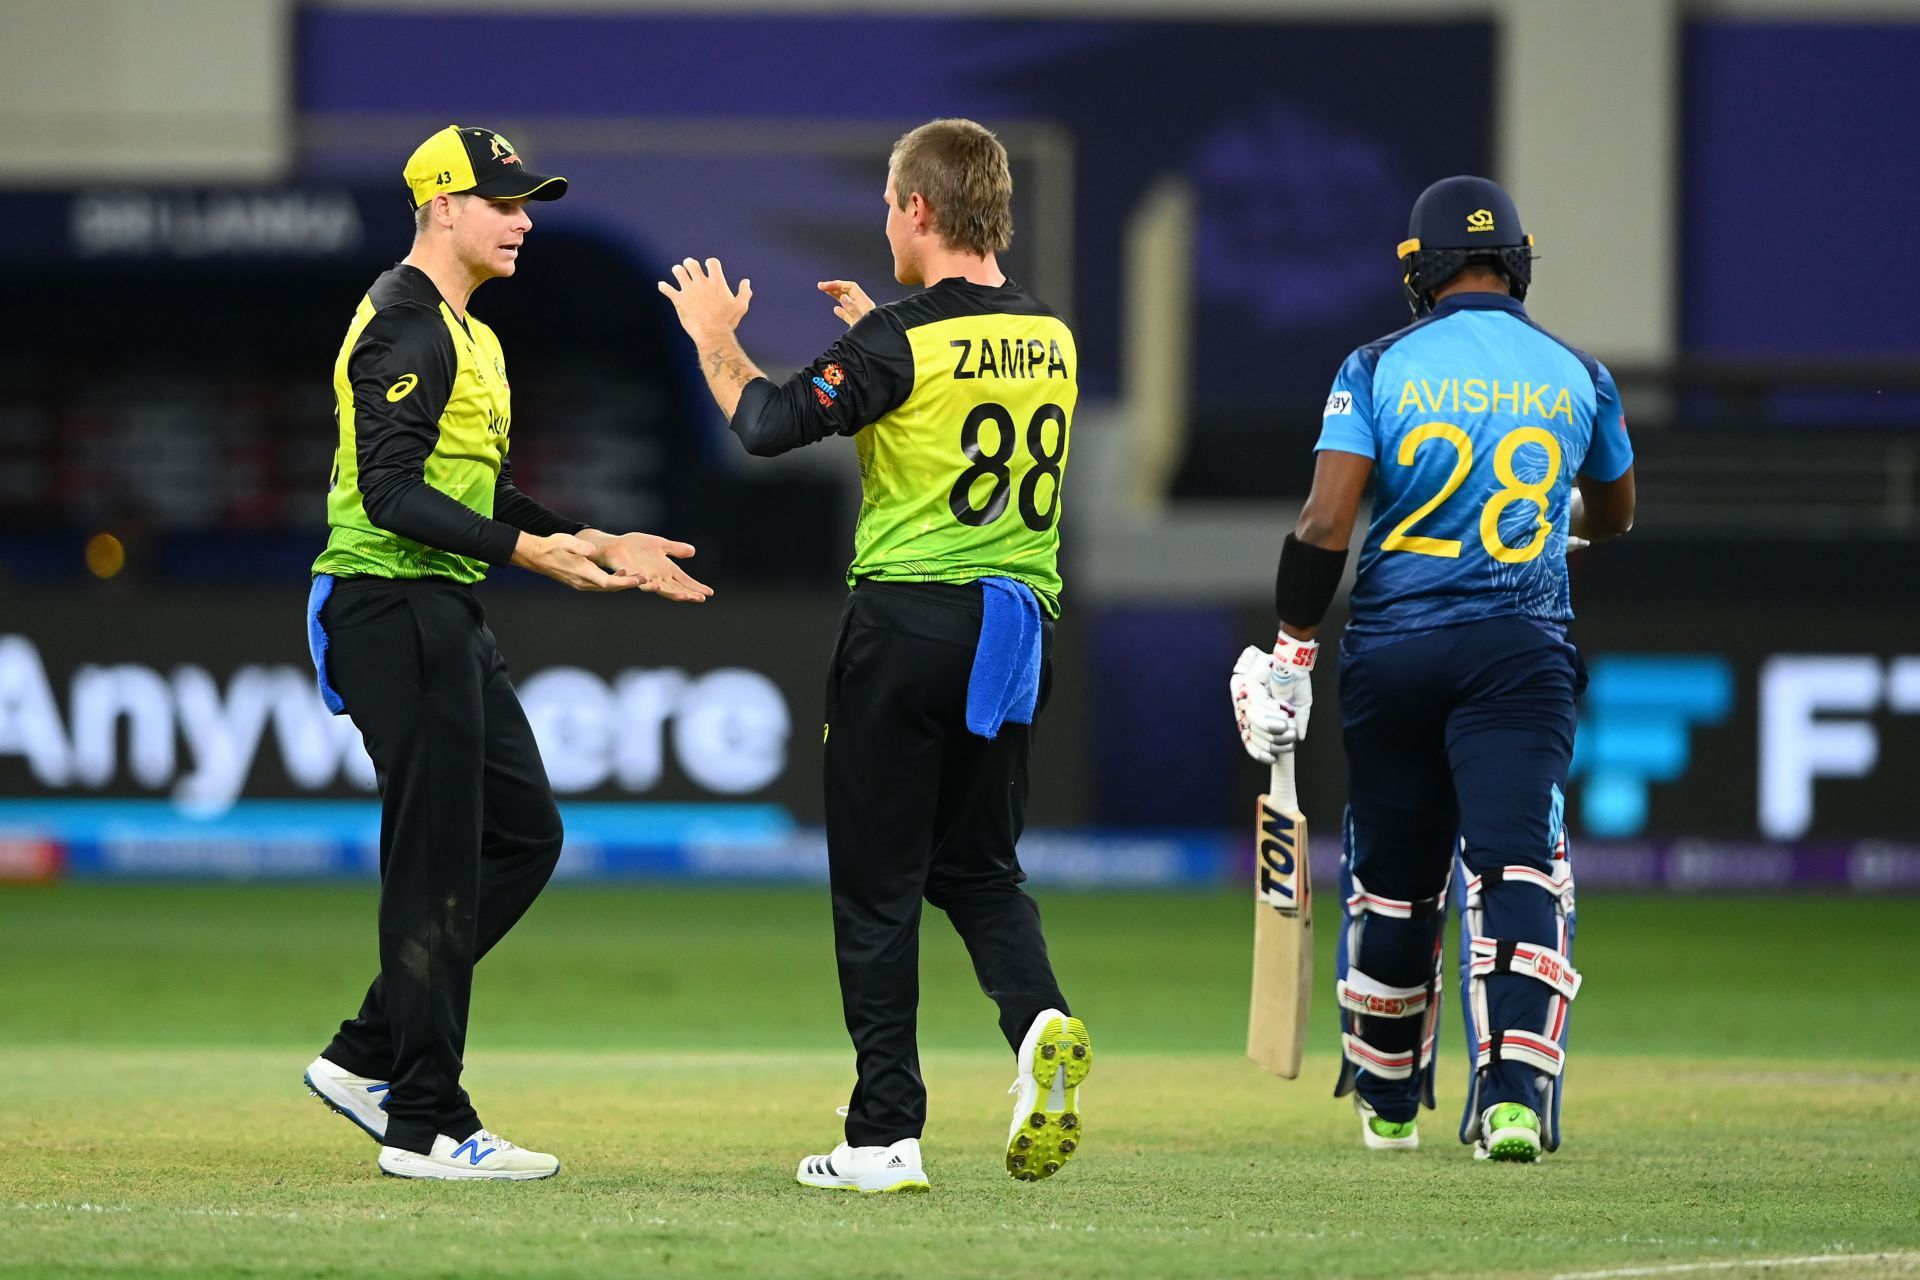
[660,118,1092,1194]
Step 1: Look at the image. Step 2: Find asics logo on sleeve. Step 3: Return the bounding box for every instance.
[386,374,419,402]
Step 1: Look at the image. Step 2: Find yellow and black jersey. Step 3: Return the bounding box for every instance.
[731,277,1077,616]
[313,264,580,583]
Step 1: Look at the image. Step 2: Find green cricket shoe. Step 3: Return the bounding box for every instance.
[1476,1102,1543,1163]
[1355,1097,1419,1150]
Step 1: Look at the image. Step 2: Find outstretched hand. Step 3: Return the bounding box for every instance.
[512,532,643,593]
[817,279,875,328]
[594,532,713,603]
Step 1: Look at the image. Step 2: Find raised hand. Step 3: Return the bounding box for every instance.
[817,279,876,328]
[658,257,753,342]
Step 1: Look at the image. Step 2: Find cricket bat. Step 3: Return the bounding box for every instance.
[1248,750,1313,1078]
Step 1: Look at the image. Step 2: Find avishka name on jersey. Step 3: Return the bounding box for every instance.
[948,336,1071,381]
[1311,291,1634,641]
[1387,378,1578,424]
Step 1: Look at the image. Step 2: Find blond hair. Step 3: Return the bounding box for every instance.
[889,118,1013,257]
[413,192,469,236]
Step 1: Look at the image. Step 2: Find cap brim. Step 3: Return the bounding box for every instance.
[467,171,568,202]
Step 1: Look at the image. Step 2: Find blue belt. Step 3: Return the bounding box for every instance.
[964,577,1041,740]
[305,574,347,715]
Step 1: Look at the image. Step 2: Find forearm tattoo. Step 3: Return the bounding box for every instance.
[703,344,757,391]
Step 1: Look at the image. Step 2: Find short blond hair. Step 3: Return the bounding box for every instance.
[413,192,469,236]
[889,118,1013,257]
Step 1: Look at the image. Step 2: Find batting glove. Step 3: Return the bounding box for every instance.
[1230,633,1317,762]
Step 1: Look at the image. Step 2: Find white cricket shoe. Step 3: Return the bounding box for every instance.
[378,1130,560,1181]
[304,1056,390,1141]
[1356,1096,1420,1150]
[1005,1009,1092,1181]
[796,1139,929,1194]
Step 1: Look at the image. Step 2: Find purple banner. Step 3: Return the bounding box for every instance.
[1685,23,1920,362]
[295,11,1492,405]
[1286,838,1920,893]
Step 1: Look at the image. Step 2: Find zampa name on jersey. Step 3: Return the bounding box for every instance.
[949,337,1070,381]
[1395,378,1575,424]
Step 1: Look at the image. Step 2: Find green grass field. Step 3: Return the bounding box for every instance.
[2,885,1916,1278]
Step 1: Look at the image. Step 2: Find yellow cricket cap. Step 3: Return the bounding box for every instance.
[402,125,568,211]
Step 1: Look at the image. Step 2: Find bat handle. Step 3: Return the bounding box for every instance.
[1268,751,1298,813]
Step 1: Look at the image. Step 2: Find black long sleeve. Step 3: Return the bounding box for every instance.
[729,310,915,456]
[349,304,522,565]
[494,460,586,537]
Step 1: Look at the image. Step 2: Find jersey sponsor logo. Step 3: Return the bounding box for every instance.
[810,372,840,407]
[1324,391,1354,416]
[385,374,419,403]
[821,363,846,386]
[948,337,1070,381]
[1394,378,1575,424]
[1467,208,1496,233]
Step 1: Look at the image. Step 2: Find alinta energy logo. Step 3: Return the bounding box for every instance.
[1571,655,1734,837]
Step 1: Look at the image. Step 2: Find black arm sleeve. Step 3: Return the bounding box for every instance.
[1274,534,1349,629]
[350,305,522,565]
[729,310,915,457]
[494,459,586,537]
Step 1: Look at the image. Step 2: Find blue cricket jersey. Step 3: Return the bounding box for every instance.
[1314,293,1633,642]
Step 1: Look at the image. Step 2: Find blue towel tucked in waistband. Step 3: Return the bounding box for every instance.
[305,574,347,715]
[965,577,1041,740]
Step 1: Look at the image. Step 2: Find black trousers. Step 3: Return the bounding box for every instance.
[824,581,1071,1147]
[315,577,564,1155]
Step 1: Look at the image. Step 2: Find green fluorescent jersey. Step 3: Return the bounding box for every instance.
[735,278,1077,616]
[314,264,541,583]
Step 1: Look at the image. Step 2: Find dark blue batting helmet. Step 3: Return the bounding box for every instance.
[1398,175,1536,316]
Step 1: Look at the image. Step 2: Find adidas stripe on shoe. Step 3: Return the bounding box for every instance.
[796,1139,929,1194]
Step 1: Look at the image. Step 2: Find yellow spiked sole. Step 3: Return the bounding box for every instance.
[1007,1015,1092,1182]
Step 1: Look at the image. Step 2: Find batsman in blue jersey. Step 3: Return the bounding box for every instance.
[1229,176,1636,1162]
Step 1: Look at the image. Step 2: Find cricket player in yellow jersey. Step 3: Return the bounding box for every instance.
[659,118,1091,1194]
[302,125,710,1182]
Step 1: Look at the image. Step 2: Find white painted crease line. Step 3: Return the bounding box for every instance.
[1553,1251,1920,1279]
